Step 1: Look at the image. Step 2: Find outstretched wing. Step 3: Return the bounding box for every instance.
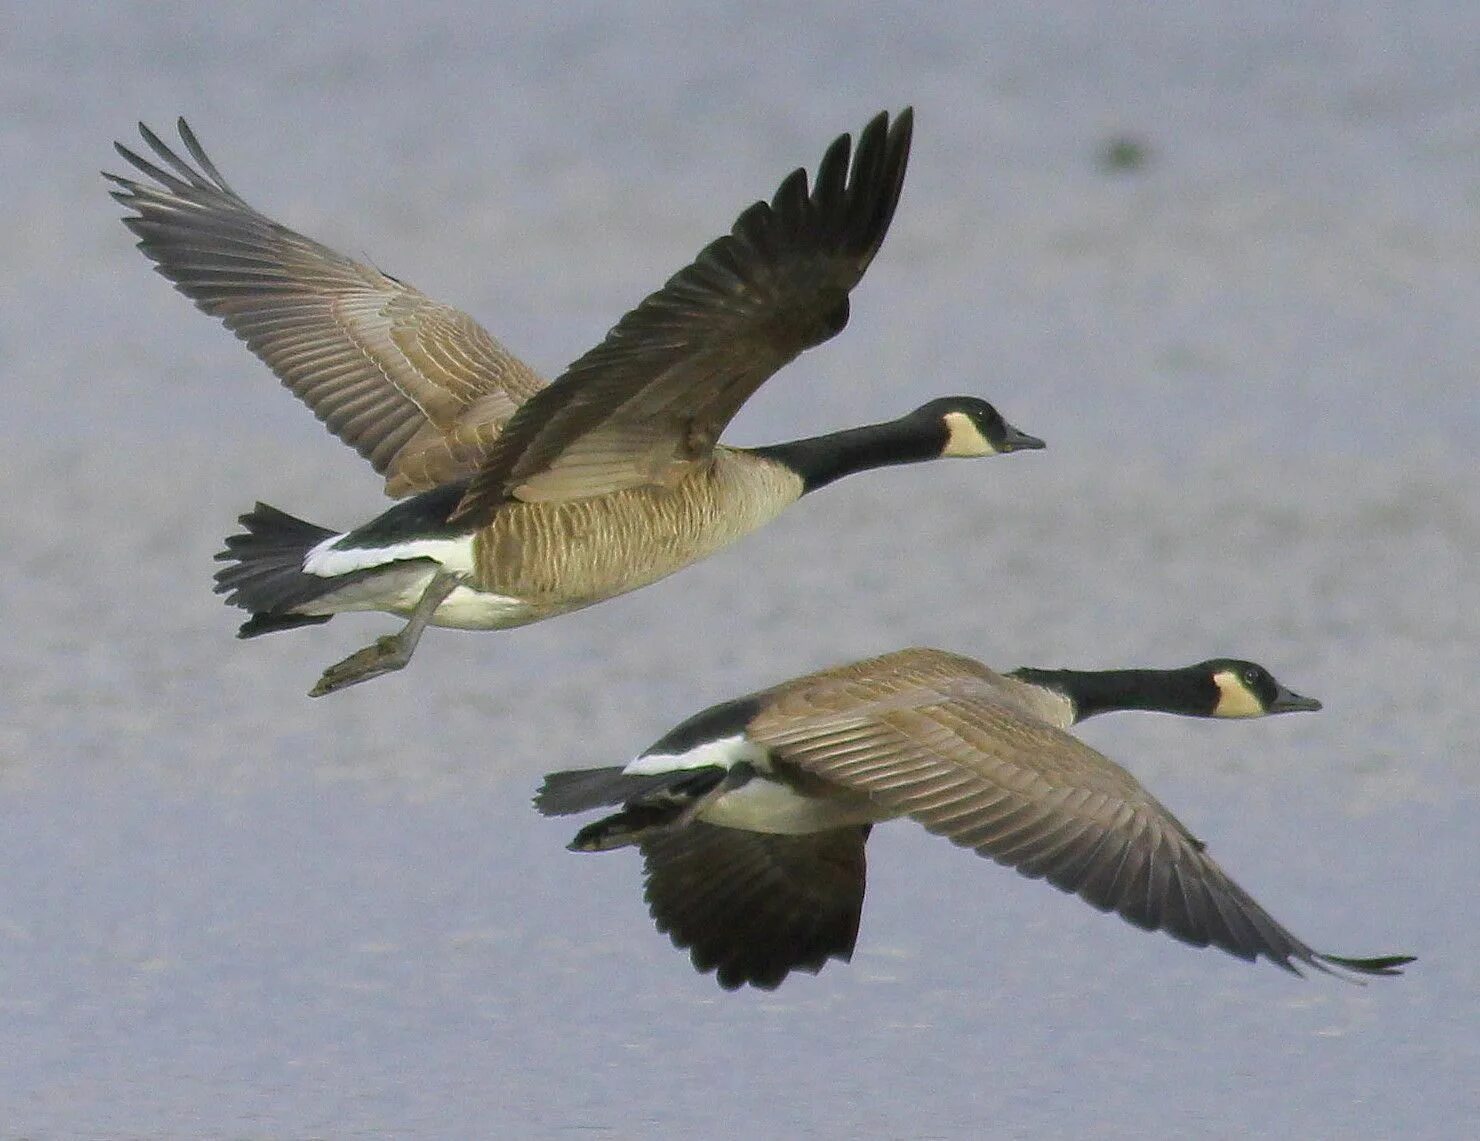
[640,822,870,991]
[452,108,913,523]
[107,119,546,496]
[750,668,1409,980]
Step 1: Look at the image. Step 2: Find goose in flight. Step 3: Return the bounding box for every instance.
[107,110,1043,695]
[539,649,1412,990]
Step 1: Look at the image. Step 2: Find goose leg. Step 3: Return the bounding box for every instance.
[309,570,460,697]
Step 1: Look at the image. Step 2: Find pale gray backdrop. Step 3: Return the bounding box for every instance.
[1,2,1475,1136]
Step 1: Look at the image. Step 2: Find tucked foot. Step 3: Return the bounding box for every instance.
[309,634,413,697]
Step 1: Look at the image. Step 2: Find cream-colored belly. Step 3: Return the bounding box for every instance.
[699,779,882,835]
[336,563,546,629]
[427,584,544,629]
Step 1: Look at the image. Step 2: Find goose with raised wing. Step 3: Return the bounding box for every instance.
[107,110,1043,695]
[538,649,1412,990]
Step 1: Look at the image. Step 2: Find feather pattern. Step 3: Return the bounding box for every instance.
[746,648,1408,979]
[640,822,869,991]
[452,109,914,522]
[544,648,1409,987]
[106,119,545,496]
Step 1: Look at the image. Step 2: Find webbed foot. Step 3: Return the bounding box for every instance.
[309,633,413,696]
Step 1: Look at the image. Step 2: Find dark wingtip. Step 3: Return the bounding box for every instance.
[892,106,915,147]
[111,139,142,167]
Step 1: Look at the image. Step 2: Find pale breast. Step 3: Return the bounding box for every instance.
[469,451,804,604]
[699,777,882,835]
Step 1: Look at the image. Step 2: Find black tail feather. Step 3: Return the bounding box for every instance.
[214,502,340,634]
[536,767,650,816]
[536,766,731,817]
[236,611,334,639]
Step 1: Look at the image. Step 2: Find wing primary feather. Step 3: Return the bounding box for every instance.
[175,117,240,195]
[110,119,546,492]
[450,108,914,522]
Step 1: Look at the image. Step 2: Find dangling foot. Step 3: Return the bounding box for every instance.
[310,633,417,696]
[308,571,459,697]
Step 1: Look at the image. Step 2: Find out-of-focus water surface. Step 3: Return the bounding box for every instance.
[2,2,1476,1136]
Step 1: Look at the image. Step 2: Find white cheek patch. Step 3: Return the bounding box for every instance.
[1213,671,1265,718]
[941,410,997,457]
[622,734,771,777]
[303,534,478,578]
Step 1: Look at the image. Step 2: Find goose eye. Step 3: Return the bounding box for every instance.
[1242,668,1261,686]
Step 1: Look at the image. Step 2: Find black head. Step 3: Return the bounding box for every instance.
[913,396,1045,457]
[1194,659,1323,718]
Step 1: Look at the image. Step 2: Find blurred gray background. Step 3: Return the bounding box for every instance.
[1,2,1475,1136]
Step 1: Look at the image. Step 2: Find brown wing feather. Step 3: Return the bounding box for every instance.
[106,119,545,496]
[639,822,869,990]
[451,108,913,523]
[749,662,1404,979]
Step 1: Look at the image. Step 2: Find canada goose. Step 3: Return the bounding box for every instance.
[107,111,1043,696]
[537,649,1412,990]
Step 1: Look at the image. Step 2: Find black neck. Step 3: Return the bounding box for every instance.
[750,416,948,494]
[1010,667,1214,723]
